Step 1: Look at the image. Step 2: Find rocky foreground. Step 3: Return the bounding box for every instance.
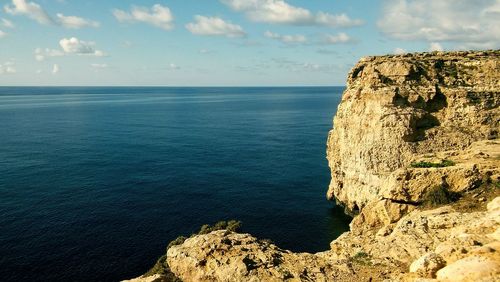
[127,50,499,282]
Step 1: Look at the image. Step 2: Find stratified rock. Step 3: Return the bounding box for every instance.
[166,230,351,282]
[409,252,445,278]
[326,50,499,213]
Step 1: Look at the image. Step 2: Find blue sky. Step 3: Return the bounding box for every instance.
[0,0,498,86]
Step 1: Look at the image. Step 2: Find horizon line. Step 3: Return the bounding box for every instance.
[0,85,347,88]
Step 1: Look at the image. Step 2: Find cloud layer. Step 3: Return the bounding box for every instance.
[221,0,363,27]
[186,16,246,37]
[378,0,500,49]
[0,61,16,74]
[4,0,99,29]
[4,0,52,24]
[113,4,174,30]
[264,31,306,44]
[59,37,105,56]
[324,32,354,44]
[56,13,99,29]
[34,48,64,61]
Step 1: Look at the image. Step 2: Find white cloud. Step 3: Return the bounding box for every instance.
[35,37,106,61]
[315,12,364,27]
[59,37,105,56]
[429,42,443,51]
[4,0,100,29]
[0,30,6,38]
[4,0,53,24]
[1,18,15,28]
[52,64,59,74]
[34,47,64,61]
[56,13,99,29]
[91,63,107,69]
[220,0,363,27]
[271,57,341,73]
[264,31,306,44]
[186,15,246,38]
[378,0,500,48]
[168,63,180,70]
[0,61,16,74]
[316,49,338,55]
[112,4,174,30]
[324,32,354,44]
[394,47,407,55]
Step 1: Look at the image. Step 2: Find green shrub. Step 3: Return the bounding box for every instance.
[197,220,242,235]
[143,254,181,281]
[423,185,459,207]
[166,236,187,251]
[351,251,372,265]
[410,159,455,168]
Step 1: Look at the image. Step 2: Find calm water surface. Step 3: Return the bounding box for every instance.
[0,87,350,281]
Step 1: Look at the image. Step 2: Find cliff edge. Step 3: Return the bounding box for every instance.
[127,50,500,282]
[326,50,499,213]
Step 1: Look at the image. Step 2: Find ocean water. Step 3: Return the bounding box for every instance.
[0,87,351,282]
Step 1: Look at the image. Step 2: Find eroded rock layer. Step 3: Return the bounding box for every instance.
[326,50,499,212]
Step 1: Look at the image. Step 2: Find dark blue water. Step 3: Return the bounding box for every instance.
[0,87,350,282]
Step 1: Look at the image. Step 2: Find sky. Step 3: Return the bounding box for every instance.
[0,0,498,86]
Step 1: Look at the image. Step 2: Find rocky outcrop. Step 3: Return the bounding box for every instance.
[326,50,499,213]
[329,192,500,280]
[134,194,500,282]
[166,230,352,282]
[127,50,500,282]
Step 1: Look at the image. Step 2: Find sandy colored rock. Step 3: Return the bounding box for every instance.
[326,50,499,212]
[123,274,167,282]
[409,252,445,278]
[436,256,500,281]
[166,230,351,282]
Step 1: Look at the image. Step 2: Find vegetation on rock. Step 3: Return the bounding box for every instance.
[143,220,242,280]
[423,185,460,207]
[410,160,455,168]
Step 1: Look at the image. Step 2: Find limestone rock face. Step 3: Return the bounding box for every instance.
[326,50,500,212]
[166,230,351,282]
[409,252,445,278]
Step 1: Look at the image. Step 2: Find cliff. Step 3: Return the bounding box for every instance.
[127,50,500,282]
[326,50,499,213]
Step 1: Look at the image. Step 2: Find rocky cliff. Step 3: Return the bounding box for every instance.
[127,50,500,282]
[326,50,499,214]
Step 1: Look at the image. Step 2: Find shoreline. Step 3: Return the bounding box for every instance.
[128,50,500,281]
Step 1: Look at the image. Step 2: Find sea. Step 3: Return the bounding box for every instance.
[0,87,351,282]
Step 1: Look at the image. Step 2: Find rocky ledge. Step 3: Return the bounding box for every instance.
[127,50,499,282]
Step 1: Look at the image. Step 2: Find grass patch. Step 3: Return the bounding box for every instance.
[143,220,242,279]
[351,251,372,266]
[423,185,460,207]
[410,159,455,168]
